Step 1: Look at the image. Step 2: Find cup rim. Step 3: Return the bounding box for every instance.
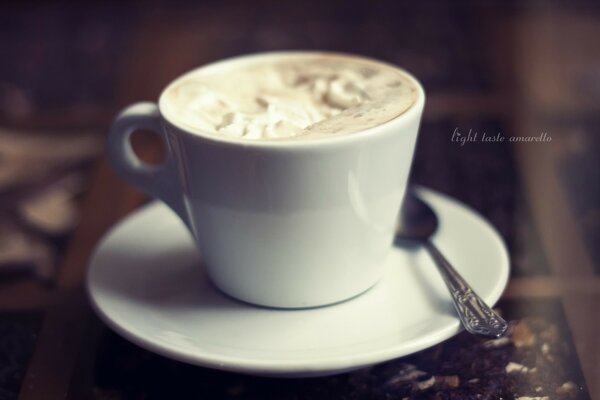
[158,51,425,149]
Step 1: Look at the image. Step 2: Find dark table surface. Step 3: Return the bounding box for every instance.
[0,1,599,399]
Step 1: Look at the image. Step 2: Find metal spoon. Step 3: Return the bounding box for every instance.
[396,190,508,338]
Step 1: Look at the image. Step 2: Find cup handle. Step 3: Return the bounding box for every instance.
[107,102,190,229]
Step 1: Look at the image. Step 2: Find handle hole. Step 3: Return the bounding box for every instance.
[130,129,167,165]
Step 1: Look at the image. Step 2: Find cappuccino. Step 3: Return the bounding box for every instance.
[109,51,424,307]
[162,53,418,140]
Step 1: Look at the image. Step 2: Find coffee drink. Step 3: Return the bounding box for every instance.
[162,53,418,140]
[109,51,424,307]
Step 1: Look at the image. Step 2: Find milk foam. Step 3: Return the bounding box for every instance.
[163,55,417,140]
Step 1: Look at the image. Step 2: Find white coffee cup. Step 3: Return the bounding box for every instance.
[107,52,424,308]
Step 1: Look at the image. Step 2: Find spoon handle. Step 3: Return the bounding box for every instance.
[425,241,508,338]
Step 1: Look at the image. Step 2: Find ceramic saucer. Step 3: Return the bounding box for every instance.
[87,187,509,378]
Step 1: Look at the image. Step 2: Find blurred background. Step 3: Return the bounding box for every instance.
[0,1,598,399]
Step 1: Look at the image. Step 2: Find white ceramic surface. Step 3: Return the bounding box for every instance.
[87,188,510,378]
[107,52,425,308]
